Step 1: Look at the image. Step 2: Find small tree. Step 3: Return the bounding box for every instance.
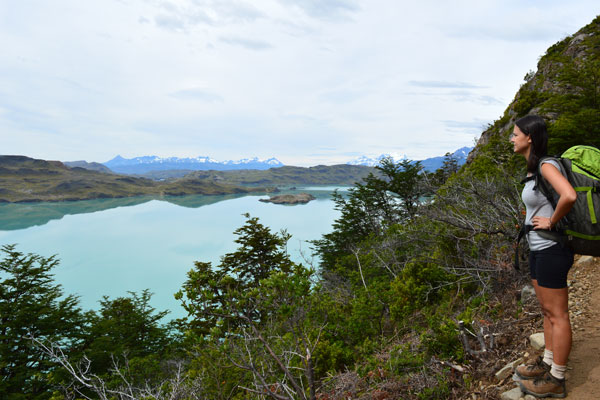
[177,215,322,399]
[426,152,461,191]
[177,213,294,337]
[82,290,172,378]
[313,157,424,274]
[0,245,85,400]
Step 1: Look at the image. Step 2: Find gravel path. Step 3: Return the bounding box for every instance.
[564,255,600,398]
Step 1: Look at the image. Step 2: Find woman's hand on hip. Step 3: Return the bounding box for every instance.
[532,216,553,230]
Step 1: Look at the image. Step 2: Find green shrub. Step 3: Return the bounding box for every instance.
[389,343,425,372]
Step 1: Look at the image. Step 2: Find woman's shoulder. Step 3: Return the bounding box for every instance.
[539,157,563,175]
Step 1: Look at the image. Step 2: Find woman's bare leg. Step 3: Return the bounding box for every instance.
[532,279,554,352]
[536,285,571,365]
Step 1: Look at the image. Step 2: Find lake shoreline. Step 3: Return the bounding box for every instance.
[0,188,345,319]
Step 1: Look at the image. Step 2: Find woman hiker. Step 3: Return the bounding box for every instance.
[510,115,576,398]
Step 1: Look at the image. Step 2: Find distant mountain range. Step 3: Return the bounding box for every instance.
[103,155,284,174]
[347,146,472,172]
[66,147,472,176]
[64,160,113,173]
[0,155,265,203]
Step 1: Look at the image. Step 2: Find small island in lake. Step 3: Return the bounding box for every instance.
[259,193,316,205]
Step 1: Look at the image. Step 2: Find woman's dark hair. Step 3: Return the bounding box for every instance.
[515,115,548,172]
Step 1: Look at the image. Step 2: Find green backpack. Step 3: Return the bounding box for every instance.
[535,145,600,256]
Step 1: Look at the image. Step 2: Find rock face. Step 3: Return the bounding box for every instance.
[259,193,316,205]
[467,16,600,163]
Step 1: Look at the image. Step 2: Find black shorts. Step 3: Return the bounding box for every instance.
[529,243,574,289]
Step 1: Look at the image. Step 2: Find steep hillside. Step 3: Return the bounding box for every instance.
[451,15,600,399]
[469,15,600,163]
[309,15,600,399]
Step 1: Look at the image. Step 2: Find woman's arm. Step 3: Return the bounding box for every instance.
[531,163,576,230]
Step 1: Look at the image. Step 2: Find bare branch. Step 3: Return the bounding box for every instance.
[30,335,203,400]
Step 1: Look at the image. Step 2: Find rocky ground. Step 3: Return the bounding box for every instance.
[492,255,600,399]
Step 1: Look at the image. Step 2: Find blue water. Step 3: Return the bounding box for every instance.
[0,188,343,320]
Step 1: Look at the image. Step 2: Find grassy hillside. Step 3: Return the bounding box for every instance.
[0,156,266,203]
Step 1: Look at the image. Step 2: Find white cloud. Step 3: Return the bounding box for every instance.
[0,0,599,165]
[442,119,490,134]
[408,81,485,89]
[146,0,266,30]
[218,36,273,50]
[277,0,359,20]
[170,88,224,102]
[154,13,187,31]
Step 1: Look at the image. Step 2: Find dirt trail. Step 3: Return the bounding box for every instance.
[564,256,600,398]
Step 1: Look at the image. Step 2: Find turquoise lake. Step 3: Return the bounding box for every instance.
[0,187,345,320]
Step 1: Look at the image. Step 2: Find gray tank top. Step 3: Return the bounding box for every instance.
[521,159,563,251]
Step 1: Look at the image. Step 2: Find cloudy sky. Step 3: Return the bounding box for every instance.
[1,1,598,166]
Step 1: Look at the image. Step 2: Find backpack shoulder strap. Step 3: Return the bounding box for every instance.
[536,156,561,208]
[520,175,536,185]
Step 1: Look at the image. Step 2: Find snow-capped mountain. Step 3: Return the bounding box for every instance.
[419,146,472,171]
[347,153,408,167]
[104,155,284,174]
[348,146,472,172]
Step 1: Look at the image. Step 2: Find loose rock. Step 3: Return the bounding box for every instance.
[529,332,545,350]
[521,285,536,303]
[496,358,524,381]
[576,255,595,267]
[500,386,523,400]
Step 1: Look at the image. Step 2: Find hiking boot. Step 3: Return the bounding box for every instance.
[519,371,566,398]
[515,356,551,380]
